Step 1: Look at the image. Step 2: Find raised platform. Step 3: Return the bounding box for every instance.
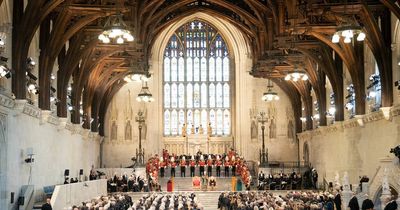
[158,177,239,191]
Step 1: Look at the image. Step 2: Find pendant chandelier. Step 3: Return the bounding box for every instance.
[332,25,365,44]
[136,82,154,103]
[124,62,151,83]
[262,79,279,101]
[284,71,308,82]
[98,13,134,44]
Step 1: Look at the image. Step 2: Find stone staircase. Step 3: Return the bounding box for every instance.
[158,177,236,191]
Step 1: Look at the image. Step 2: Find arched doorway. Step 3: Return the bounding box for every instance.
[0,114,7,208]
[373,186,398,210]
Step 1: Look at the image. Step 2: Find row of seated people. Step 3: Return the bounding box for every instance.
[257,171,303,190]
[70,193,133,210]
[107,173,161,193]
[131,192,203,210]
[70,192,203,210]
[218,191,341,210]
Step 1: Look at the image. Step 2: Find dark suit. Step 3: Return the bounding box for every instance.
[334,194,342,210]
[41,203,52,210]
[384,200,398,210]
[348,196,359,210]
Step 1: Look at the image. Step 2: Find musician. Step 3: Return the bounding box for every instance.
[189,156,196,177]
[170,157,176,177]
[231,156,236,176]
[224,157,230,177]
[159,157,166,177]
[199,155,206,176]
[207,155,213,176]
[180,156,187,177]
[215,156,222,177]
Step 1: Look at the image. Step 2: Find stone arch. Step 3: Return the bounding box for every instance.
[373,186,398,210]
[147,12,253,154]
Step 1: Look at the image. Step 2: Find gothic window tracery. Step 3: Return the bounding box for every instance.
[163,20,231,136]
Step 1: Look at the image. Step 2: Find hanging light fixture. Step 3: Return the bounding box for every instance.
[136,82,154,102]
[261,79,279,101]
[98,13,134,44]
[124,61,150,83]
[332,25,365,44]
[284,71,308,81]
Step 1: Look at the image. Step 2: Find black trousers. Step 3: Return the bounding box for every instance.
[171,168,175,177]
[190,166,195,177]
[160,167,165,177]
[225,166,229,177]
[232,166,236,176]
[180,166,186,177]
[207,166,212,176]
[199,166,205,176]
[216,166,221,177]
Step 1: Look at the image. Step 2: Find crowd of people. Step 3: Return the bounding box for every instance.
[131,192,203,210]
[145,149,253,190]
[218,191,341,210]
[107,172,161,193]
[257,171,302,190]
[70,193,133,210]
[68,192,202,210]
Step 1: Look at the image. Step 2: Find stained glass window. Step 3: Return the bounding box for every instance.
[164,20,231,136]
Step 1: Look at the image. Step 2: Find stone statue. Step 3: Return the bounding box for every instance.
[111,120,117,141]
[382,168,391,194]
[125,120,132,140]
[342,171,350,191]
[269,117,277,139]
[250,120,257,139]
[287,119,294,139]
[182,123,187,137]
[199,124,204,134]
[191,124,195,134]
[207,123,212,137]
[334,171,341,189]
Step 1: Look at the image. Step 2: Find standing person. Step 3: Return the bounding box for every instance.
[361,199,374,210]
[348,194,360,210]
[180,156,187,177]
[224,157,230,177]
[207,155,213,176]
[189,156,196,177]
[216,156,222,177]
[334,190,342,210]
[89,165,97,180]
[159,157,166,177]
[231,156,236,176]
[312,168,318,189]
[170,157,176,177]
[199,155,205,176]
[41,198,52,210]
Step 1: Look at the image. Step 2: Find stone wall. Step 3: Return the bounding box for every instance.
[298,107,400,185]
[0,98,100,210]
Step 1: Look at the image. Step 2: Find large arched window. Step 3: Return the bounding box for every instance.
[163,20,231,136]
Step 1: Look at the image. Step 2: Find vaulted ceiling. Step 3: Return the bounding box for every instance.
[5,0,398,135]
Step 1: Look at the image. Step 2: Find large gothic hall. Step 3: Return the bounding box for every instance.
[0,0,400,210]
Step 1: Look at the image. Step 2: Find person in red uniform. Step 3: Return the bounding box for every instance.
[231,156,236,176]
[215,156,222,177]
[199,155,205,176]
[170,157,176,177]
[180,156,187,177]
[224,157,230,177]
[159,157,166,177]
[207,155,213,176]
[189,156,196,177]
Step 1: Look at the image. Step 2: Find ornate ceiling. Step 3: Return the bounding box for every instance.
[5,0,398,135]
